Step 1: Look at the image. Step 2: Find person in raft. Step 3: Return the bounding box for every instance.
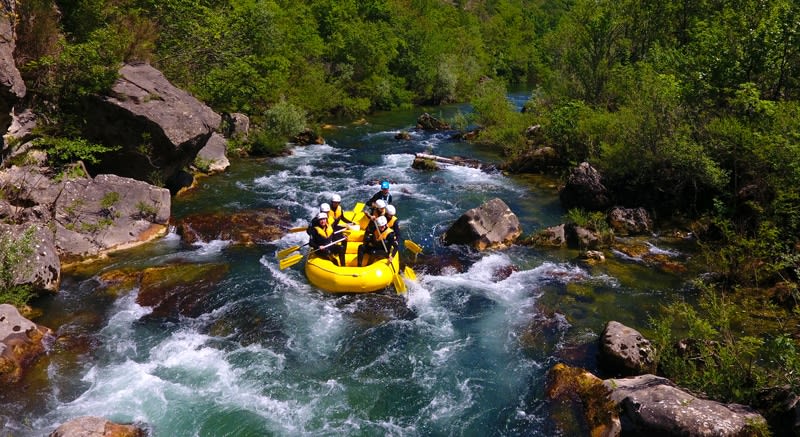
[328,194,355,228]
[357,215,398,267]
[310,213,347,266]
[307,203,331,242]
[367,180,392,210]
[384,204,401,241]
[364,198,387,236]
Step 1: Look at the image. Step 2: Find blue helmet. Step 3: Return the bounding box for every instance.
[380,181,390,190]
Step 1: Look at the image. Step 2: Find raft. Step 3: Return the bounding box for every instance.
[304,208,400,293]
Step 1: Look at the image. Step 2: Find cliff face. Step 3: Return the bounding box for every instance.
[0,0,27,137]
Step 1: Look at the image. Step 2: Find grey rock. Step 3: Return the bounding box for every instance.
[443,198,521,250]
[605,374,767,436]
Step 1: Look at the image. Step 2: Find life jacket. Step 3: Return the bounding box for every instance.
[330,205,342,221]
[386,215,397,228]
[314,224,334,238]
[373,227,393,242]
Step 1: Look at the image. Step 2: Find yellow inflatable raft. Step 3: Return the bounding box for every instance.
[304,207,401,293]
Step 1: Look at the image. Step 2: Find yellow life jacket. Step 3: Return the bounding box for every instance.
[386,216,397,228]
[329,205,343,222]
[314,224,334,238]
[373,227,393,241]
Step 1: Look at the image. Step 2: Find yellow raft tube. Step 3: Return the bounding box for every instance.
[304,208,400,293]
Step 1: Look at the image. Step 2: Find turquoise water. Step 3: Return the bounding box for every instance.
[2,96,693,436]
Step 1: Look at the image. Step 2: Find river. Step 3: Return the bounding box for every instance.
[1,94,693,436]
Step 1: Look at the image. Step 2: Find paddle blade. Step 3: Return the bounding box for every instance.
[279,253,303,270]
[277,245,300,259]
[404,239,423,254]
[393,273,407,294]
[353,202,365,213]
[289,227,308,233]
[404,266,417,281]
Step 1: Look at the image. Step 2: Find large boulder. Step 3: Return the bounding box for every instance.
[49,416,146,437]
[599,321,656,376]
[442,198,521,250]
[0,0,26,133]
[0,223,60,292]
[604,374,767,436]
[53,174,170,264]
[560,162,612,211]
[82,62,221,192]
[0,304,51,384]
[607,207,652,236]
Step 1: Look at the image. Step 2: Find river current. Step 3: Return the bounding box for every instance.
[2,95,692,436]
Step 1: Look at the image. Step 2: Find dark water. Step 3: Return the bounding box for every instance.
[2,95,694,436]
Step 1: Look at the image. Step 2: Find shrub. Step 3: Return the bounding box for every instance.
[0,226,37,308]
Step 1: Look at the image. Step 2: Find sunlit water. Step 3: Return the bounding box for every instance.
[1,96,694,436]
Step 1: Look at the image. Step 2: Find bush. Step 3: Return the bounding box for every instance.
[0,226,37,308]
[650,285,800,406]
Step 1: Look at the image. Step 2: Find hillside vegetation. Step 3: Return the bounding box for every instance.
[8,0,800,423]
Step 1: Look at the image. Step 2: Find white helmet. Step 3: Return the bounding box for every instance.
[331,194,341,202]
[320,203,331,212]
[375,199,386,209]
[385,205,395,216]
[376,216,388,227]
[317,212,328,220]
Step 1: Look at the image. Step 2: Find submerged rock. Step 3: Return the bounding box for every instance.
[175,208,291,245]
[0,304,52,384]
[49,416,146,437]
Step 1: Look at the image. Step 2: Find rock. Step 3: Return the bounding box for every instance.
[292,128,324,145]
[411,155,440,171]
[335,293,416,326]
[49,416,146,437]
[416,113,451,131]
[545,363,621,437]
[0,223,60,292]
[395,131,411,140]
[3,108,37,160]
[0,0,26,134]
[565,223,601,250]
[0,304,51,384]
[82,62,221,193]
[136,262,230,319]
[605,374,767,436]
[559,162,612,211]
[500,146,560,173]
[599,321,656,376]
[54,174,170,265]
[521,224,566,247]
[175,208,291,245]
[223,112,250,139]
[442,198,521,250]
[195,132,230,174]
[579,250,606,263]
[607,207,652,236]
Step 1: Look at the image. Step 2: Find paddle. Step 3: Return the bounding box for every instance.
[288,226,308,233]
[277,227,350,259]
[404,265,417,281]
[279,237,347,270]
[378,236,405,294]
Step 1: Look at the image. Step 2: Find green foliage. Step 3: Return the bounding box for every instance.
[0,226,37,308]
[101,192,120,209]
[650,286,800,406]
[35,136,120,167]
